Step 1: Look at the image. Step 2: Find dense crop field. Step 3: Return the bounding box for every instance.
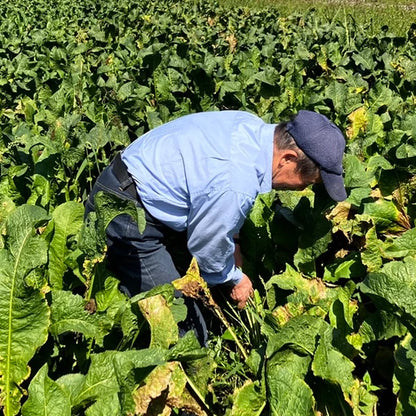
[219,0,416,37]
[2,0,416,415]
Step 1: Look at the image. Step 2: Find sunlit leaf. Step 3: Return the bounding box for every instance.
[138,294,178,349]
[48,202,84,289]
[267,350,314,416]
[231,380,265,416]
[361,258,416,319]
[21,365,71,416]
[0,205,50,416]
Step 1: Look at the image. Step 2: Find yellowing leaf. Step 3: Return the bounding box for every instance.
[173,258,249,359]
[346,106,368,139]
[326,201,352,225]
[317,45,329,71]
[349,376,378,415]
[138,295,178,349]
[134,362,207,416]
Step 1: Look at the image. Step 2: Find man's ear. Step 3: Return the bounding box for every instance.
[277,149,298,167]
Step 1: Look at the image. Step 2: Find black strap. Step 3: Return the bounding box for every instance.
[112,153,139,200]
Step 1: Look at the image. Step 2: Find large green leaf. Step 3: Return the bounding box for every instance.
[21,365,71,416]
[323,252,366,282]
[56,351,121,414]
[72,352,121,412]
[266,315,328,357]
[360,225,384,272]
[359,310,407,343]
[80,191,146,258]
[383,227,416,259]
[0,205,50,416]
[55,348,167,414]
[48,201,85,289]
[293,197,332,275]
[49,290,111,345]
[26,174,51,207]
[312,328,355,404]
[266,350,314,416]
[231,380,265,416]
[360,257,416,320]
[343,154,373,190]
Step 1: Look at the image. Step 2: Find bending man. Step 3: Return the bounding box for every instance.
[85,110,347,344]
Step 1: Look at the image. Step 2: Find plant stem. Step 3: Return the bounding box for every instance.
[212,305,249,361]
[254,401,266,416]
[180,362,212,415]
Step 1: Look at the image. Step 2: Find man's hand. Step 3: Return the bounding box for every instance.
[230,273,253,309]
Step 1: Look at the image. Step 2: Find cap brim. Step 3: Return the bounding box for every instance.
[321,170,347,202]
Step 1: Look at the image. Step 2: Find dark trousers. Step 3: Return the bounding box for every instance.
[85,156,208,346]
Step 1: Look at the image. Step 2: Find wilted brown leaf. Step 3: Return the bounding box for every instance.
[134,362,208,416]
[172,258,217,309]
[226,33,237,53]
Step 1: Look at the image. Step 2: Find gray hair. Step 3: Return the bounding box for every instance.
[274,122,319,180]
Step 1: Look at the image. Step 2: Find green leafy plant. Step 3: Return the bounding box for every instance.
[2,0,416,414]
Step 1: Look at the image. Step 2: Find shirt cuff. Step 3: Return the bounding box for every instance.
[201,265,243,287]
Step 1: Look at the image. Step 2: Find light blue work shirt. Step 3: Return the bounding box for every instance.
[122,111,275,286]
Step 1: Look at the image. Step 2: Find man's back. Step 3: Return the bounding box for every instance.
[121,110,275,232]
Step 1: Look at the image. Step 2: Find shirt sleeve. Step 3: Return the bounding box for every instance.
[186,189,255,287]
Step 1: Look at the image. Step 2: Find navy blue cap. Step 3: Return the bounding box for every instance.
[286,110,347,202]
